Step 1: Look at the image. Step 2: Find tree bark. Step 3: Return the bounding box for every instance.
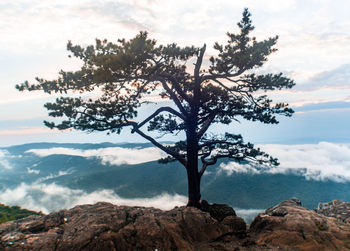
[186,123,201,208]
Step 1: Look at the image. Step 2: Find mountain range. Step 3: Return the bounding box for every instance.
[1,142,350,214]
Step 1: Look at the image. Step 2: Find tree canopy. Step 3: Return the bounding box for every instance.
[17,9,295,207]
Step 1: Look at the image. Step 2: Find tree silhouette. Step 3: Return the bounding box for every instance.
[17,9,294,208]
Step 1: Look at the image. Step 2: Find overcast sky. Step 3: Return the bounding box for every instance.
[1,0,350,147]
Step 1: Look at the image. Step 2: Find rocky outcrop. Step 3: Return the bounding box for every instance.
[250,198,350,250]
[316,200,350,223]
[1,199,350,250]
[200,200,237,221]
[0,202,248,251]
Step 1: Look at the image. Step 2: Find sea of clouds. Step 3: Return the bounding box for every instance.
[24,142,350,182]
[1,142,350,222]
[26,147,166,165]
[0,150,12,170]
[0,181,261,223]
[219,142,350,182]
[0,182,188,214]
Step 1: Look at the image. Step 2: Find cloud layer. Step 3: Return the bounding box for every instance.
[0,150,12,170]
[3,142,350,221]
[0,182,187,213]
[0,181,261,221]
[27,146,166,165]
[19,142,350,182]
[220,142,350,182]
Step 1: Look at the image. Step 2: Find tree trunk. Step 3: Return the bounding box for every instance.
[186,124,201,208]
[186,163,201,208]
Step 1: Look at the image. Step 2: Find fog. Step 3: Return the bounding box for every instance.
[0,182,187,214]
[220,142,350,182]
[27,147,166,165]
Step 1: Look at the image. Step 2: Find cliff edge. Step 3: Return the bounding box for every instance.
[1,198,350,250]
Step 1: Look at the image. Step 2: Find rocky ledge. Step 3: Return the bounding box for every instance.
[1,198,350,250]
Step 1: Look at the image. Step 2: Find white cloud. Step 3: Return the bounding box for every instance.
[246,0,297,12]
[0,127,57,136]
[0,182,187,213]
[0,180,260,222]
[26,167,40,174]
[0,150,12,170]
[219,162,261,176]
[36,170,72,183]
[295,63,350,91]
[219,142,350,182]
[234,208,263,224]
[27,146,166,165]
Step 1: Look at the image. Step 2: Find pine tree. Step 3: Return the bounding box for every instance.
[17,9,294,208]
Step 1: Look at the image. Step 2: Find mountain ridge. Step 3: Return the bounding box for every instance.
[1,142,350,212]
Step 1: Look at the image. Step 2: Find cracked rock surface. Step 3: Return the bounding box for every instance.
[1,199,350,250]
[250,198,350,250]
[316,200,350,223]
[0,202,248,251]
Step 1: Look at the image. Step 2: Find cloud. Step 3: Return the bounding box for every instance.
[294,101,350,113]
[0,182,187,213]
[0,127,56,136]
[295,63,350,91]
[36,170,73,183]
[219,142,350,182]
[73,1,154,31]
[246,0,297,12]
[0,179,261,222]
[26,167,40,174]
[27,146,166,165]
[234,208,263,224]
[0,178,260,222]
[218,162,260,176]
[0,150,12,170]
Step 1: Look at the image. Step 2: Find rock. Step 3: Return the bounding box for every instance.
[0,202,249,251]
[201,200,236,221]
[2,199,350,250]
[316,200,350,223]
[249,198,350,250]
[265,198,302,217]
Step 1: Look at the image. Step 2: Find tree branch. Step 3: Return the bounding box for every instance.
[128,121,187,166]
[160,73,191,103]
[196,112,217,140]
[199,163,208,178]
[198,147,214,177]
[158,78,189,117]
[132,106,185,132]
[202,67,246,82]
[194,44,206,83]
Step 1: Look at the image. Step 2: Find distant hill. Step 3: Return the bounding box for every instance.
[0,203,43,224]
[1,142,350,211]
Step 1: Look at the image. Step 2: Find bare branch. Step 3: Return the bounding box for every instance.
[133,106,185,132]
[194,44,206,83]
[128,122,187,166]
[196,112,217,140]
[202,67,246,82]
[158,78,189,117]
[199,163,208,177]
[160,73,191,103]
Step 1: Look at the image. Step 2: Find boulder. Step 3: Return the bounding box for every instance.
[316,200,350,223]
[0,202,248,251]
[200,200,237,221]
[2,199,350,250]
[249,198,350,250]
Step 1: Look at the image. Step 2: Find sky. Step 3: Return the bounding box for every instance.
[1,0,350,147]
